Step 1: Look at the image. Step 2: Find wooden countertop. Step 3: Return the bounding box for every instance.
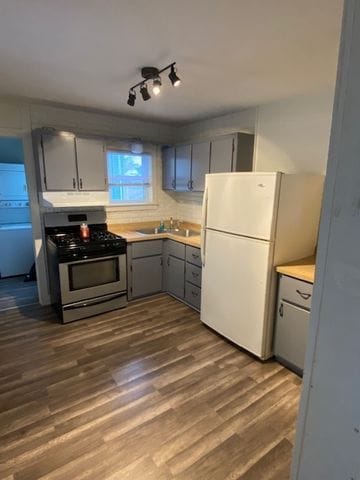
[276,255,316,284]
[109,221,201,248]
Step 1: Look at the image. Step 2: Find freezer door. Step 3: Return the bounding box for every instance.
[201,229,274,359]
[205,172,280,241]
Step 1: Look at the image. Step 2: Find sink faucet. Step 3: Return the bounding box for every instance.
[169,217,174,230]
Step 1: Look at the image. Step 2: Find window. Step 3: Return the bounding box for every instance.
[106,150,152,204]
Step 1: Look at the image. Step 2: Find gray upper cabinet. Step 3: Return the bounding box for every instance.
[76,138,106,191]
[40,133,107,192]
[210,136,234,173]
[41,133,78,191]
[210,133,254,174]
[162,133,253,194]
[162,146,176,190]
[191,141,210,191]
[175,144,192,191]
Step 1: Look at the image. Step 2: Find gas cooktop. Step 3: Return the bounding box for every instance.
[50,230,123,248]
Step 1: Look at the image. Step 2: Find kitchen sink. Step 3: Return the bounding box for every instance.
[136,227,168,235]
[136,227,199,237]
[171,229,199,237]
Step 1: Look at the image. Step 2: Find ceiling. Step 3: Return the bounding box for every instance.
[0,0,343,124]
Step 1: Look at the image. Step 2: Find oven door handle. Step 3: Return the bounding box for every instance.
[63,292,125,310]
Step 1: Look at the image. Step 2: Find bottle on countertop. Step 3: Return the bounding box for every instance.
[159,219,165,232]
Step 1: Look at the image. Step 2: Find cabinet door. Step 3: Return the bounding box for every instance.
[76,138,106,191]
[274,301,310,373]
[167,255,185,299]
[191,141,210,192]
[162,146,175,190]
[41,134,77,191]
[210,136,234,173]
[131,256,163,298]
[175,144,191,191]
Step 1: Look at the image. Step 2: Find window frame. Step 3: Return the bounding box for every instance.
[106,148,154,206]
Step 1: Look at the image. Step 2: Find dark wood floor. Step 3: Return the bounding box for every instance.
[0,286,301,480]
[0,277,38,311]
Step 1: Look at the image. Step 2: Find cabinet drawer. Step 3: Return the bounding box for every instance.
[279,275,313,309]
[185,263,202,287]
[132,240,163,258]
[167,239,185,260]
[185,282,201,310]
[186,245,202,266]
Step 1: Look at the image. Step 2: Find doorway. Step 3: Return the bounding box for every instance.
[0,136,38,309]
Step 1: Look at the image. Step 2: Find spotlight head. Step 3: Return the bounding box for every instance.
[140,83,151,101]
[152,77,162,96]
[127,89,136,107]
[168,65,181,87]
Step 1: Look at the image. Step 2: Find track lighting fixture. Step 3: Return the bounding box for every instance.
[140,83,151,101]
[127,89,136,107]
[127,62,181,106]
[168,65,181,87]
[152,77,162,96]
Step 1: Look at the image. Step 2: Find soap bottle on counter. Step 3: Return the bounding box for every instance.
[158,219,165,232]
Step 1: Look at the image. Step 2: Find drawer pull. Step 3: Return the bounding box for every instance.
[192,253,199,259]
[296,289,311,300]
[279,303,283,317]
[191,271,199,277]
[191,291,199,297]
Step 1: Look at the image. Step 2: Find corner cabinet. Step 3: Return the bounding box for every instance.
[162,132,254,193]
[127,238,202,311]
[39,132,107,192]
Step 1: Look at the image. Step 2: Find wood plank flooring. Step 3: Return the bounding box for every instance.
[0,277,38,311]
[0,287,301,480]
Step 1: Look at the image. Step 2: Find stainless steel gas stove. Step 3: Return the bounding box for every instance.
[45,211,127,323]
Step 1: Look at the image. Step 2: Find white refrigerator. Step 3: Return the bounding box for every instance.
[200,172,324,360]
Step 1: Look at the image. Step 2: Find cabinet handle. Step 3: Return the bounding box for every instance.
[72,178,76,189]
[279,303,283,317]
[79,178,83,189]
[160,257,163,266]
[171,179,176,189]
[191,290,199,297]
[167,257,170,266]
[296,290,311,300]
[191,271,199,277]
[192,253,199,259]
[187,180,192,190]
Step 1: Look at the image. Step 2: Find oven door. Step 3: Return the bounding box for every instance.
[59,254,127,305]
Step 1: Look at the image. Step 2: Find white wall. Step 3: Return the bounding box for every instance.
[254,89,335,173]
[178,107,256,141]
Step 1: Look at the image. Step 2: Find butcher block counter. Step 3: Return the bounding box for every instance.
[109,221,201,248]
[276,255,316,284]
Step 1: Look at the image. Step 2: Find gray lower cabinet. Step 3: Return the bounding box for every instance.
[127,240,163,299]
[131,256,163,298]
[274,274,313,375]
[167,255,185,299]
[129,239,201,310]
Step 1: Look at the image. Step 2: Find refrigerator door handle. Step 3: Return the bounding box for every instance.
[201,228,207,266]
[201,186,208,266]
